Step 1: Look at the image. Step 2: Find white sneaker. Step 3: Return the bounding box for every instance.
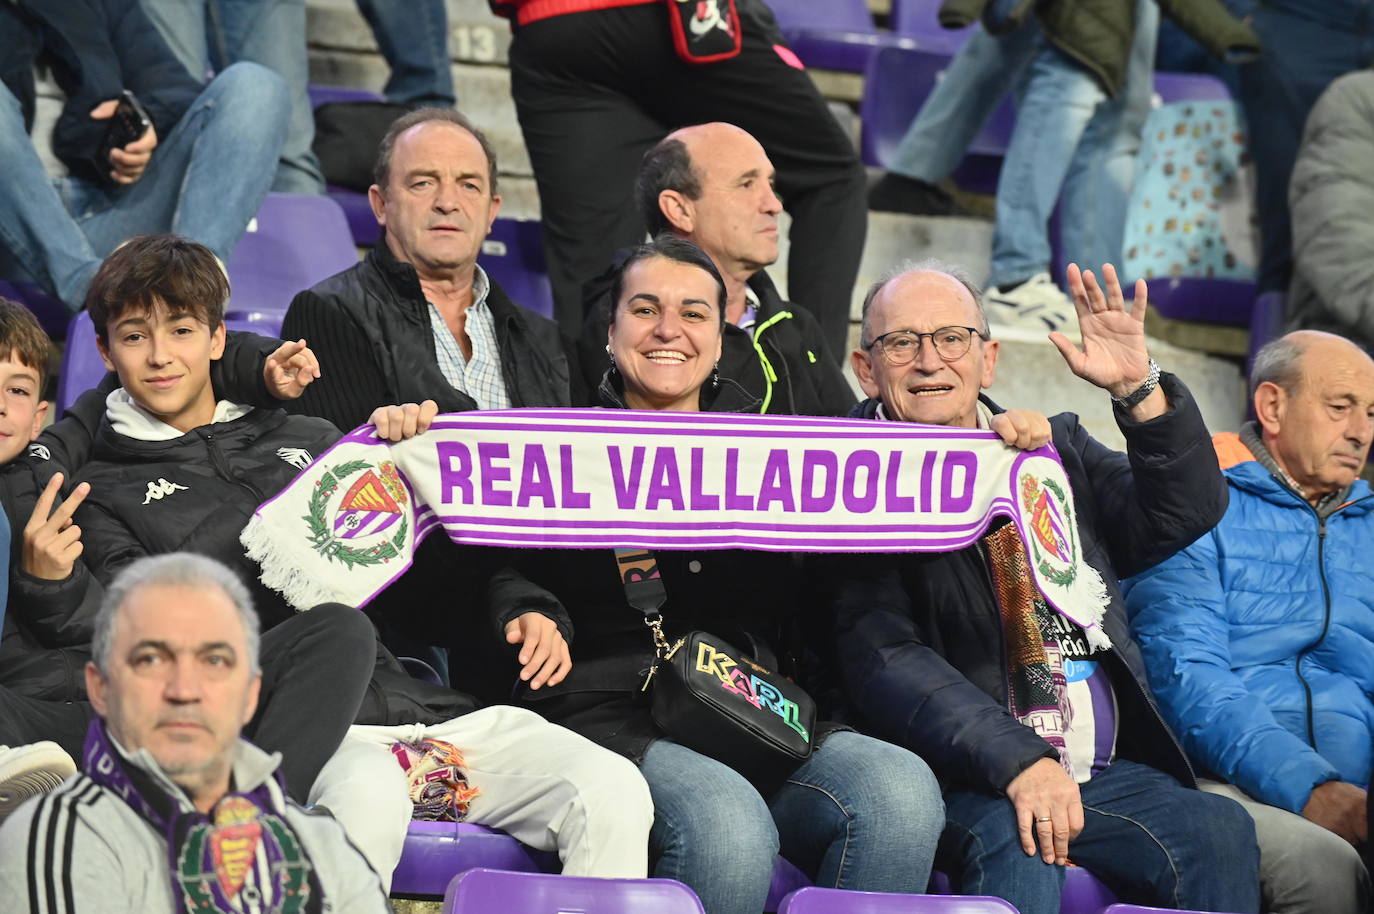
[987,272,1078,336]
[0,742,76,820]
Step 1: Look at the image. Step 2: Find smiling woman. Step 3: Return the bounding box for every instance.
[494,235,946,913]
[604,235,728,413]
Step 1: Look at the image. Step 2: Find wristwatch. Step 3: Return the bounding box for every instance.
[1111,358,1160,410]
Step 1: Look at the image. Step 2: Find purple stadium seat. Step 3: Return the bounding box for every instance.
[392,823,560,897]
[1151,72,1232,104]
[0,281,71,339]
[860,44,1016,192]
[765,0,889,73]
[226,194,357,318]
[779,887,1017,913]
[929,866,1117,914]
[442,868,706,914]
[55,311,103,418]
[768,856,812,911]
[1145,276,1256,326]
[889,0,974,52]
[1247,290,1285,376]
[479,218,556,320]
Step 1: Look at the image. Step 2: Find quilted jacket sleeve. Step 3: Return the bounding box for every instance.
[1290,72,1374,343]
[1124,535,1339,813]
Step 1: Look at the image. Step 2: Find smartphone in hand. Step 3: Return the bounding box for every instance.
[95,90,152,176]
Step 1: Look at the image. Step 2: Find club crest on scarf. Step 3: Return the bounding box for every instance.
[1021,474,1079,588]
[178,802,313,914]
[305,459,410,570]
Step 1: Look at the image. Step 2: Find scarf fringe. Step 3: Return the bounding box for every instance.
[1077,561,1113,652]
[240,515,337,611]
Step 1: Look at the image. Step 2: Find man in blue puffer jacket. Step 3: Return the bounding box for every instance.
[1125,330,1374,914]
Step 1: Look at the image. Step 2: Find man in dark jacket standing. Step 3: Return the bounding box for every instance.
[580,123,857,417]
[281,107,578,432]
[0,0,289,312]
[830,259,1260,914]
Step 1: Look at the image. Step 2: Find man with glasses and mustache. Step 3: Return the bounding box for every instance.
[827,259,1261,914]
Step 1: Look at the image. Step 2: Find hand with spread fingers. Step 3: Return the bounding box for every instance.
[991,409,1052,451]
[369,400,439,442]
[1051,263,1165,421]
[504,611,572,690]
[23,473,91,581]
[264,339,321,400]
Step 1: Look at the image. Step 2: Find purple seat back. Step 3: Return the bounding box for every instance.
[1146,276,1256,326]
[767,855,812,911]
[479,219,556,320]
[327,188,382,247]
[779,887,1017,913]
[890,0,974,52]
[391,823,559,898]
[227,194,357,318]
[1151,72,1232,105]
[0,281,71,339]
[765,0,875,33]
[929,866,1116,913]
[442,868,706,914]
[55,311,104,418]
[861,44,1016,179]
[1246,290,1285,377]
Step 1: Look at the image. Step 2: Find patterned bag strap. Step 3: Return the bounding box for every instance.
[613,548,677,690]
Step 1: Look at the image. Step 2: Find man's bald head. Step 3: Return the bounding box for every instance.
[852,261,999,429]
[636,124,781,280]
[1251,330,1374,501]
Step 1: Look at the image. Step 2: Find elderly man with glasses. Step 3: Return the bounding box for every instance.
[825,260,1261,914]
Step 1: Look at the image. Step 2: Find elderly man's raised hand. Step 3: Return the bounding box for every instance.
[1050,264,1152,398]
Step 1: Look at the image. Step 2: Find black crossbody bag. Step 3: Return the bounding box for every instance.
[615,548,816,784]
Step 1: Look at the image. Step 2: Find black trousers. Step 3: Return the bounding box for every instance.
[509,0,866,357]
[0,603,377,804]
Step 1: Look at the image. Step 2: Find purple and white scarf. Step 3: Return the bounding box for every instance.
[242,409,1111,649]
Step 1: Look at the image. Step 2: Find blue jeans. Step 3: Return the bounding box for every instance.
[988,0,1157,289]
[141,0,324,195]
[886,25,1036,185]
[940,760,1261,914]
[0,62,288,310]
[355,0,455,107]
[640,732,944,914]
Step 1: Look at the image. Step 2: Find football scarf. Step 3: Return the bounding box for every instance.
[242,409,1111,649]
[83,720,322,914]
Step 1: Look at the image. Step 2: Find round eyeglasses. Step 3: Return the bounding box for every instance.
[864,326,982,365]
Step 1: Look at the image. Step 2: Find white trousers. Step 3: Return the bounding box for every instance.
[308,705,653,892]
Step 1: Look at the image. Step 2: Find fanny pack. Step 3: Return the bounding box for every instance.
[616,548,816,784]
[665,0,742,64]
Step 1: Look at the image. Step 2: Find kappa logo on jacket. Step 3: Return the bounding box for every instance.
[142,478,189,505]
[277,447,313,470]
[27,443,50,461]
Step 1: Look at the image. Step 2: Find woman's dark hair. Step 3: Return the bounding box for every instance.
[605,234,727,325]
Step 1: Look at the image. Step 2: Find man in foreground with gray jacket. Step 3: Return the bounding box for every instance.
[0,553,390,914]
